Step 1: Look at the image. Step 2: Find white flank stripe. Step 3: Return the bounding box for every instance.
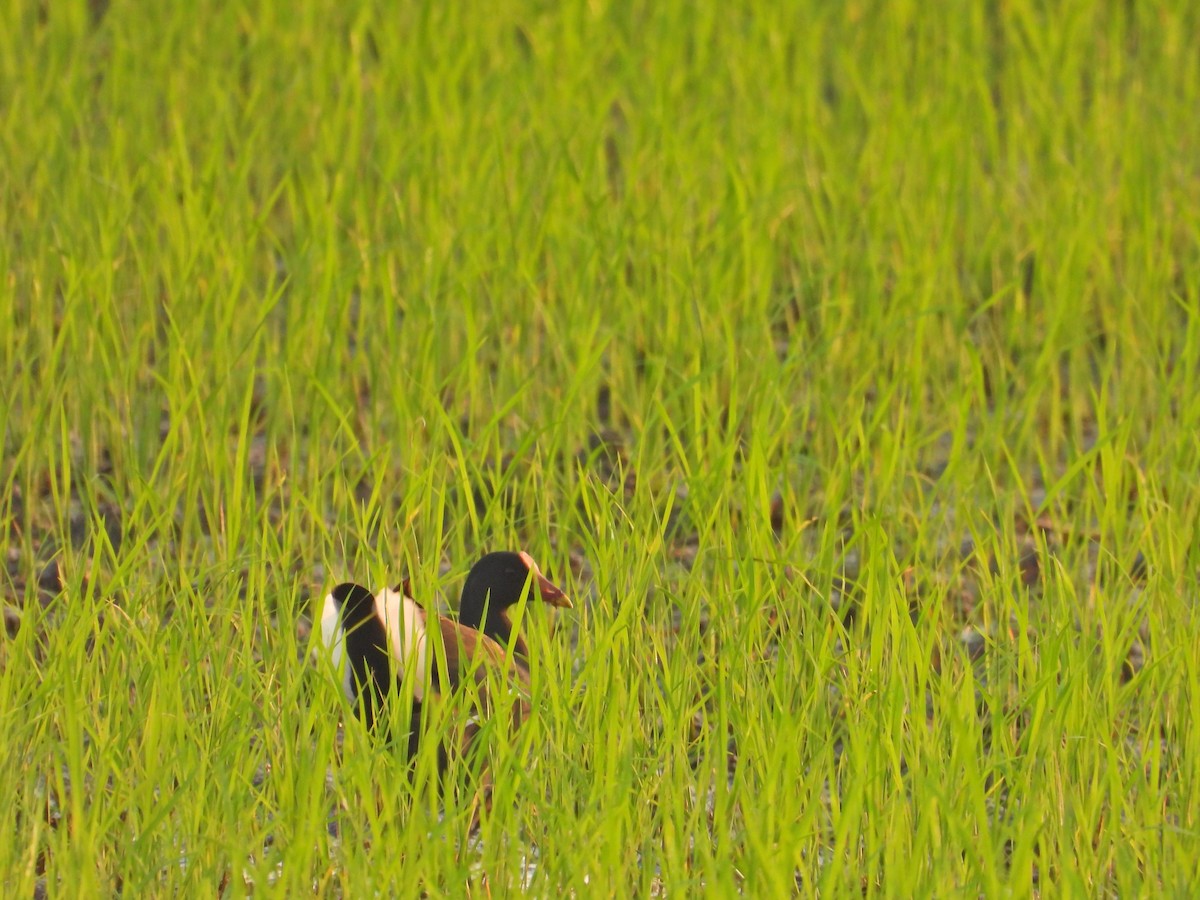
[319,593,353,701]
[374,587,429,700]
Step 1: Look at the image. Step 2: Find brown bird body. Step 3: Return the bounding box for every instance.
[322,582,527,729]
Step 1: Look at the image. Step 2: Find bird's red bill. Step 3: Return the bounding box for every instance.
[518,550,572,608]
[535,571,572,608]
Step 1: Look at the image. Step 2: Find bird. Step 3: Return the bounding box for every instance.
[320,578,529,736]
[455,551,572,671]
[319,580,401,734]
[319,553,570,828]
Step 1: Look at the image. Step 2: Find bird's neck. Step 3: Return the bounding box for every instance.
[490,611,531,665]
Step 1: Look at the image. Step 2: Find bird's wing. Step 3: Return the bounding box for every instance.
[434,615,531,720]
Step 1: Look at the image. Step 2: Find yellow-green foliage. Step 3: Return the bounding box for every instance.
[2,0,1198,894]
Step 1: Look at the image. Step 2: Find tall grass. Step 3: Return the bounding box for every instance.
[3,0,1199,893]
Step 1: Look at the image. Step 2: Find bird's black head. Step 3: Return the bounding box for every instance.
[458,551,571,654]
